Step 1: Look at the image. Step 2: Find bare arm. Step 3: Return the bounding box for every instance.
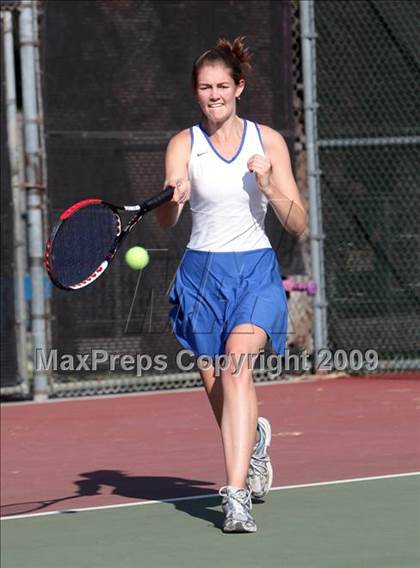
[247,126,307,237]
[155,129,191,229]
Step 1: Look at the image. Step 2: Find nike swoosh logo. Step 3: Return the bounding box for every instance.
[197,152,208,157]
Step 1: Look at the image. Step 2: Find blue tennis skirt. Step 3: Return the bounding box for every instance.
[169,248,288,357]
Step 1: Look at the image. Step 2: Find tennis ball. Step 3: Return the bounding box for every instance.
[125,246,149,270]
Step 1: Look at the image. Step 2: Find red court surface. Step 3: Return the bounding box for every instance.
[1,375,420,518]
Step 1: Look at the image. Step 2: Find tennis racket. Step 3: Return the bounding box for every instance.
[45,186,174,291]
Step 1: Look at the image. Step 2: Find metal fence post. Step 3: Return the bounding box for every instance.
[300,0,328,368]
[2,8,29,395]
[19,0,49,400]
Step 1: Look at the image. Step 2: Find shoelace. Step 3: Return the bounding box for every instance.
[219,486,253,515]
[248,454,270,477]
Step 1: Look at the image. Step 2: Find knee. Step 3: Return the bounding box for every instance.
[221,349,253,385]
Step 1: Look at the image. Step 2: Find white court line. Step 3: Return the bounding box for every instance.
[2,471,419,522]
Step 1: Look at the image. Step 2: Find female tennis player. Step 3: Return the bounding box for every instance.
[156,37,306,533]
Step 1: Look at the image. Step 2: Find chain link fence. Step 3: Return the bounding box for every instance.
[41,0,303,397]
[314,0,420,371]
[2,1,418,400]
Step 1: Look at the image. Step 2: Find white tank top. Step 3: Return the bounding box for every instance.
[187,119,272,252]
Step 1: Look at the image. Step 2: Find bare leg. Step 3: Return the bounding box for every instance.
[200,365,259,447]
[219,324,266,488]
[200,366,223,427]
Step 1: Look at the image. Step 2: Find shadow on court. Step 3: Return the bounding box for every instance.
[76,470,224,529]
[2,470,230,528]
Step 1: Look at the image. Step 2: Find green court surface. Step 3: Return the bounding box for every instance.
[2,475,419,568]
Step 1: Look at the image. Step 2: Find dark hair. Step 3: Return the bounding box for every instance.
[191,36,252,90]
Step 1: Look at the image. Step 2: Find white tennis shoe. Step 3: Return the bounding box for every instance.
[219,486,257,533]
[246,417,273,499]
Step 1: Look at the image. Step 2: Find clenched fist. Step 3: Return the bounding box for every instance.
[247,154,272,194]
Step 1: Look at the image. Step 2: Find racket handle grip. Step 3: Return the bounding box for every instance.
[141,186,175,213]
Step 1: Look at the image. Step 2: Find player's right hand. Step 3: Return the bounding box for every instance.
[170,178,191,205]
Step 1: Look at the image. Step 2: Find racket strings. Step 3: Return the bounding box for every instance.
[50,204,119,288]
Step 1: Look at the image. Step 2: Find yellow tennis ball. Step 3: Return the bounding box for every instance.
[125,246,149,270]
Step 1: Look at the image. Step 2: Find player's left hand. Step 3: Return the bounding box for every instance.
[247,154,272,194]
